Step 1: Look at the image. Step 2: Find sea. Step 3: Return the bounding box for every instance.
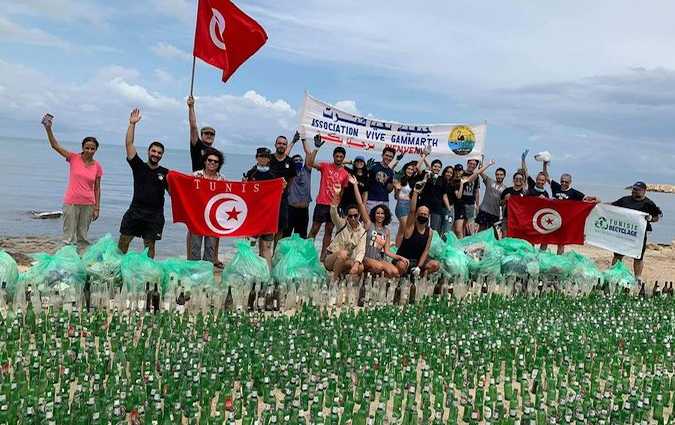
[0,137,673,259]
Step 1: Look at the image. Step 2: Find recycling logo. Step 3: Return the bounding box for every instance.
[594,216,609,231]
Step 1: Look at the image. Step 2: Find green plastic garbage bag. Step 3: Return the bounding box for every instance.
[0,250,19,297]
[457,229,497,249]
[437,245,469,280]
[221,240,270,286]
[161,258,215,295]
[429,231,445,259]
[120,249,163,293]
[501,252,540,278]
[82,234,122,287]
[468,250,502,281]
[538,251,573,281]
[495,237,535,255]
[272,234,326,284]
[20,245,86,292]
[565,251,603,285]
[603,261,636,288]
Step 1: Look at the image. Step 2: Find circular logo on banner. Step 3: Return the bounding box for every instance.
[532,208,562,234]
[447,125,476,156]
[594,216,609,230]
[204,193,247,235]
[209,8,227,50]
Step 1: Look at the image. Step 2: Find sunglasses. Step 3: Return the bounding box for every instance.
[206,158,220,164]
[347,213,359,218]
[202,131,216,136]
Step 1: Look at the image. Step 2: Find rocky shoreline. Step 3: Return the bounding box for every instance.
[624,183,675,193]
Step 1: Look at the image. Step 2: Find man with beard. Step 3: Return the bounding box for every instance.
[476,161,505,231]
[118,108,169,259]
[269,134,297,245]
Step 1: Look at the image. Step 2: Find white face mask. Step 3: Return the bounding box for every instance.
[256,165,270,172]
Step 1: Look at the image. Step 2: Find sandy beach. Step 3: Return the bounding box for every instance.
[2,235,673,282]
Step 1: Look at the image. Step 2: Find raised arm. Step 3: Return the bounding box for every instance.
[187,96,199,146]
[416,153,428,172]
[476,159,495,176]
[520,149,529,178]
[286,131,300,156]
[41,114,70,159]
[125,108,141,160]
[349,175,370,227]
[304,137,321,170]
[542,161,551,183]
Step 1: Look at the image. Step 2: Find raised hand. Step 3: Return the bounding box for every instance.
[41,113,54,130]
[521,149,529,161]
[129,108,142,125]
[489,159,496,166]
[187,96,195,108]
[314,134,325,148]
[348,175,358,186]
[292,131,300,144]
[396,151,405,161]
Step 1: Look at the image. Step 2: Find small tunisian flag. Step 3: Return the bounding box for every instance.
[167,171,283,238]
[507,197,595,245]
[193,0,267,82]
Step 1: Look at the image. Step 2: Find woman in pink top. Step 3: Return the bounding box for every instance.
[41,113,103,245]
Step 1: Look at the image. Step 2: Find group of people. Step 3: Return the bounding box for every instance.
[42,98,663,281]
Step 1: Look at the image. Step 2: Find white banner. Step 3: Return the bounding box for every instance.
[298,93,486,159]
[585,204,648,258]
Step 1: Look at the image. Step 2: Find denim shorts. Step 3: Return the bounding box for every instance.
[395,200,411,218]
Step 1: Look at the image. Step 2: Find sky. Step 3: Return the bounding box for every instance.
[1,0,674,184]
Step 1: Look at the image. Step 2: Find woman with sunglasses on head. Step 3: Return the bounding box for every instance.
[41,113,103,246]
[349,175,405,278]
[188,147,225,265]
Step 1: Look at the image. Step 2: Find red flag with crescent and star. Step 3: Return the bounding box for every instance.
[167,171,283,238]
[507,197,595,245]
[193,0,268,83]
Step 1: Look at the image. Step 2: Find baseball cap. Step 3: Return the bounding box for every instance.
[256,147,271,157]
[200,126,216,134]
[633,181,647,190]
[354,155,366,163]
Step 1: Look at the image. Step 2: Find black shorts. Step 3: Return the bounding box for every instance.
[120,207,165,241]
[476,210,500,227]
[454,204,467,220]
[312,204,332,224]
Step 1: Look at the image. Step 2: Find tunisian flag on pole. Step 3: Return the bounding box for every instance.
[507,197,595,245]
[193,0,268,82]
[167,171,283,238]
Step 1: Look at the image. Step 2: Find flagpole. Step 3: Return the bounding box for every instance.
[189,56,196,97]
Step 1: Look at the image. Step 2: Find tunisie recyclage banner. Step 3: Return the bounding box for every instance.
[167,171,283,238]
[298,93,486,160]
[507,197,595,245]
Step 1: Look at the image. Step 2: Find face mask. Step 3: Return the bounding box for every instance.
[294,162,303,172]
[256,165,270,172]
[416,216,428,224]
[534,185,545,192]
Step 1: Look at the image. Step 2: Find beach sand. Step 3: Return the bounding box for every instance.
[2,235,673,282]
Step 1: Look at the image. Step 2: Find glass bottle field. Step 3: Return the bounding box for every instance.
[0,293,673,424]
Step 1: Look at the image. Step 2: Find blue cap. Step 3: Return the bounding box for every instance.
[354,155,366,163]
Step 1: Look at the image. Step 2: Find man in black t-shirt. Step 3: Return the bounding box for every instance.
[244,147,281,268]
[611,181,663,280]
[187,96,225,264]
[461,159,481,235]
[499,172,526,234]
[269,135,297,243]
[118,109,169,259]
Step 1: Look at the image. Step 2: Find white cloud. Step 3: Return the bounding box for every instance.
[0,59,297,151]
[151,41,191,61]
[4,0,112,25]
[334,100,359,114]
[0,15,70,49]
[151,0,194,24]
[154,69,175,84]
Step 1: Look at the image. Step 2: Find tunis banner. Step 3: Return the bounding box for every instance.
[298,93,486,159]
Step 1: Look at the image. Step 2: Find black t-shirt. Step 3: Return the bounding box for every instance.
[245,166,277,181]
[190,138,211,172]
[500,186,525,217]
[526,176,550,198]
[340,168,368,210]
[612,196,662,232]
[419,174,447,213]
[551,180,585,201]
[269,155,297,184]
[461,175,480,205]
[128,154,169,212]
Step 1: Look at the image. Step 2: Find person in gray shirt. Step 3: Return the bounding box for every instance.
[476,160,506,231]
[284,137,317,238]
